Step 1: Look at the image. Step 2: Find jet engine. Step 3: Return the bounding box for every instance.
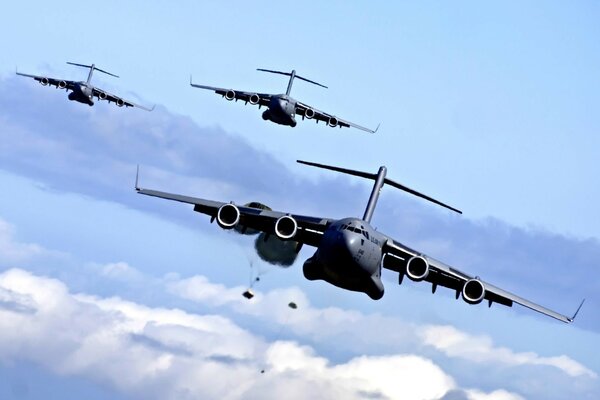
[406,256,429,281]
[225,90,236,101]
[116,98,125,107]
[275,215,298,240]
[58,80,67,89]
[40,77,49,86]
[249,93,260,105]
[98,92,107,100]
[304,108,315,119]
[328,116,338,127]
[462,279,485,304]
[216,203,240,229]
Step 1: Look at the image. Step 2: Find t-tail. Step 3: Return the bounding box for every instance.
[67,62,119,85]
[297,160,462,223]
[257,68,327,96]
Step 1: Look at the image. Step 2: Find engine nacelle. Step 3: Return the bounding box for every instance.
[328,116,338,127]
[305,108,315,119]
[40,77,49,86]
[216,203,240,229]
[275,215,298,240]
[249,93,260,105]
[406,256,429,281]
[116,98,125,107]
[98,91,107,100]
[462,279,485,305]
[58,80,67,89]
[225,90,236,101]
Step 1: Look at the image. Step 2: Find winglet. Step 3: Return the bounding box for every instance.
[190,74,194,86]
[135,165,141,191]
[568,298,585,322]
[374,123,381,134]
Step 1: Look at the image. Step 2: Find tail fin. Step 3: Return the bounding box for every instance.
[257,68,327,95]
[297,160,462,215]
[67,62,119,78]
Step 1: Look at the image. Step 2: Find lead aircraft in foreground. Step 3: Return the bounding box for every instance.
[190,68,378,133]
[136,160,583,323]
[16,62,154,111]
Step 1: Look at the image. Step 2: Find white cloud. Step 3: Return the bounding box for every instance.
[421,325,597,379]
[0,268,529,400]
[0,218,47,264]
[97,261,144,282]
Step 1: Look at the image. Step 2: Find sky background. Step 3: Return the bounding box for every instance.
[0,1,599,399]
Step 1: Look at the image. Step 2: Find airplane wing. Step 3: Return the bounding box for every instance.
[16,71,76,91]
[382,238,584,323]
[136,186,332,247]
[92,87,154,111]
[190,79,271,107]
[295,101,378,133]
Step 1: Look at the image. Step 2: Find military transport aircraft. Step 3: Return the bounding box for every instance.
[136,161,584,323]
[16,62,153,111]
[190,69,378,133]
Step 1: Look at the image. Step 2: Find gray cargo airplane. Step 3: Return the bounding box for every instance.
[16,62,153,111]
[136,161,584,323]
[190,69,378,133]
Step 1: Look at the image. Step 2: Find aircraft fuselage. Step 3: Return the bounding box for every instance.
[262,94,298,127]
[67,82,94,106]
[303,217,386,299]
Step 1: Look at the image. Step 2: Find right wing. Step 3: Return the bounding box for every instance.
[16,71,76,91]
[136,186,332,247]
[383,238,584,323]
[295,100,378,133]
[190,77,271,107]
[91,86,154,111]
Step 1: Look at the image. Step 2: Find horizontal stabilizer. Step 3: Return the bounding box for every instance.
[257,68,327,89]
[297,160,462,214]
[67,62,119,78]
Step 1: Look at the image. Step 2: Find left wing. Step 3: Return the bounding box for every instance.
[190,78,271,107]
[296,100,378,133]
[16,71,77,91]
[136,186,332,248]
[383,238,584,323]
[91,87,154,111]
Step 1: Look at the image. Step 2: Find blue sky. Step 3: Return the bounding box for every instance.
[0,1,599,399]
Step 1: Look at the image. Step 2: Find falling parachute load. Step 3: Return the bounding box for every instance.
[234,202,302,267]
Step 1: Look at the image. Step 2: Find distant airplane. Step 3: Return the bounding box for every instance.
[190,68,378,133]
[135,161,584,323]
[16,62,154,111]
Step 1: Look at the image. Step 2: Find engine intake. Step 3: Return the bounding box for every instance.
[216,203,240,229]
[98,92,107,100]
[40,77,49,86]
[305,108,315,119]
[328,116,338,127]
[462,279,485,304]
[225,90,236,101]
[58,80,67,89]
[249,93,260,105]
[116,98,125,107]
[275,215,298,240]
[406,256,429,281]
